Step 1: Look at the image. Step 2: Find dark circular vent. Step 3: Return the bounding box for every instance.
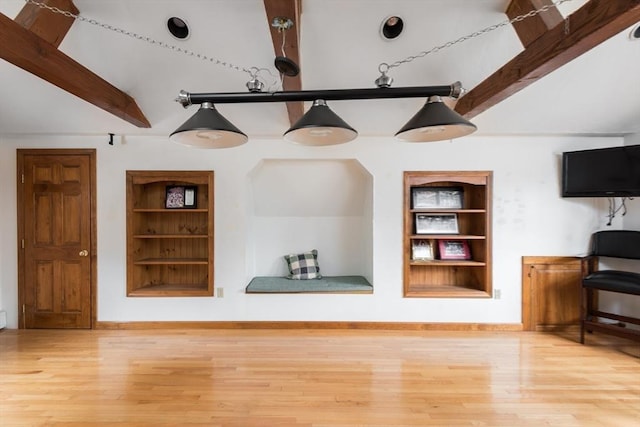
[381,16,404,40]
[167,17,189,40]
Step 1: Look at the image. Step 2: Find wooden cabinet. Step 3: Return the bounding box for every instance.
[126,171,214,297]
[522,257,585,331]
[403,171,492,297]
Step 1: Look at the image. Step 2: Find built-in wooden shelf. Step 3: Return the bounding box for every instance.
[127,283,210,297]
[404,285,491,298]
[133,234,209,239]
[133,208,209,213]
[409,234,486,240]
[403,171,493,298]
[133,258,209,265]
[126,171,214,297]
[410,209,486,214]
[409,260,487,267]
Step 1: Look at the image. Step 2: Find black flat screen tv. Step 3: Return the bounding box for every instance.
[562,144,640,197]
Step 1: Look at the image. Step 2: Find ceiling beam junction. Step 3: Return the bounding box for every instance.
[15,0,78,48]
[456,0,640,119]
[506,0,563,47]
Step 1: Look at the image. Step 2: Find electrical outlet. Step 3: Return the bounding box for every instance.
[494,289,501,299]
[216,287,224,298]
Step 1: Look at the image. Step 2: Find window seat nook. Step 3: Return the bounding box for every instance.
[246,276,373,294]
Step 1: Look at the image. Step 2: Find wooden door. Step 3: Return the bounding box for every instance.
[522,257,584,331]
[17,149,96,329]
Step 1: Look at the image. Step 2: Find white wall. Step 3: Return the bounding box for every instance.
[0,143,15,327]
[247,159,373,281]
[0,134,622,328]
[624,132,640,147]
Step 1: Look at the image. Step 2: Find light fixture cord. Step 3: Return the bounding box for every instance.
[378,0,576,75]
[22,0,256,78]
[280,26,287,58]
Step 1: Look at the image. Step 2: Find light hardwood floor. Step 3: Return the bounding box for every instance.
[0,329,638,426]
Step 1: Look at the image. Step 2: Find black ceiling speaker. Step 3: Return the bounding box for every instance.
[274,56,300,77]
[272,17,299,77]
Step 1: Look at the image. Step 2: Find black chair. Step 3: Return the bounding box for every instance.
[581,230,640,344]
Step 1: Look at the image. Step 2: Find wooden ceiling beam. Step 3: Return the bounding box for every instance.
[506,0,563,47]
[456,0,640,119]
[264,0,304,126]
[15,0,78,48]
[0,11,150,128]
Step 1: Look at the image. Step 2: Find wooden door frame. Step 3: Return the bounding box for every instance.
[17,148,97,329]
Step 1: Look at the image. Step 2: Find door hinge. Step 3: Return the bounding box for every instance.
[21,239,25,249]
[22,304,26,329]
[21,173,24,184]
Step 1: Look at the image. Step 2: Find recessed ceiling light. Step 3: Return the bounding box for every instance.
[380,16,404,40]
[630,23,640,41]
[167,17,189,40]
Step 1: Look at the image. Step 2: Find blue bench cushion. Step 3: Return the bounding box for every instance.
[583,270,640,295]
[246,276,373,293]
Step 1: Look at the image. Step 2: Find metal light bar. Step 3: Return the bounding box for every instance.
[175,82,463,107]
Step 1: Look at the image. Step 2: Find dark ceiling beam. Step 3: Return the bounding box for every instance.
[0,11,150,128]
[15,0,78,48]
[506,0,563,47]
[263,0,304,125]
[456,0,640,119]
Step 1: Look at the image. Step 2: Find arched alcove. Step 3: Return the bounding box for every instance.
[246,159,373,283]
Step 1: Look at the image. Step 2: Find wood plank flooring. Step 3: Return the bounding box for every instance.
[0,329,638,426]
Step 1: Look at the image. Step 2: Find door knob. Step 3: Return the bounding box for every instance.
[79,250,89,257]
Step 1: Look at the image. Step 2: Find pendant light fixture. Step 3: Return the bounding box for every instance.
[395,96,477,142]
[284,100,357,145]
[171,81,476,147]
[25,0,561,148]
[169,102,247,148]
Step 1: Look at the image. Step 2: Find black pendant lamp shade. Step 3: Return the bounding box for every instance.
[395,96,477,142]
[284,100,358,146]
[169,102,248,148]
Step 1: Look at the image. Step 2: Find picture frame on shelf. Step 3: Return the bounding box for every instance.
[415,213,459,234]
[412,239,435,261]
[438,240,471,260]
[412,186,463,209]
[165,185,197,209]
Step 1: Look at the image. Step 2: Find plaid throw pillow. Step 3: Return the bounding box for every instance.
[284,249,322,280]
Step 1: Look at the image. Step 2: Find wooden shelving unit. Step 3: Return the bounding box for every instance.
[403,171,492,298]
[126,171,214,297]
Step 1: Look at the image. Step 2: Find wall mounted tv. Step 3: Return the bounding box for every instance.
[562,144,640,197]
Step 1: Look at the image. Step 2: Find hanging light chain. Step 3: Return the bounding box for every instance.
[379,0,575,74]
[23,0,255,76]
